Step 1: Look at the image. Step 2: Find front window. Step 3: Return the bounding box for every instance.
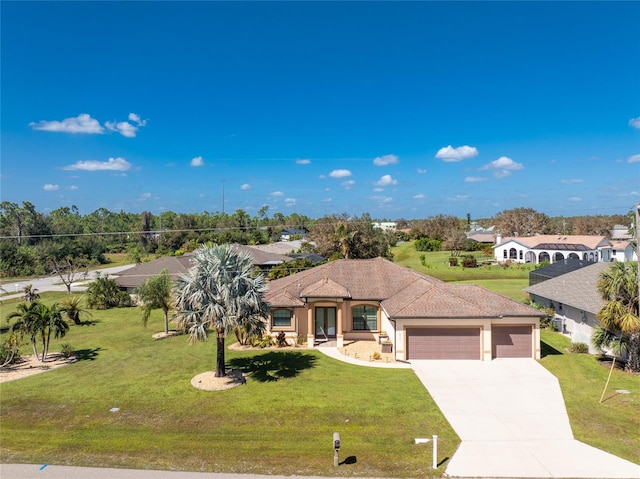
[352,305,377,331]
[272,309,292,328]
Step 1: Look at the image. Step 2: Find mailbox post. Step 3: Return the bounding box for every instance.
[333,432,341,467]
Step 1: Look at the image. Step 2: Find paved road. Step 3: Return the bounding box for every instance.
[0,264,134,301]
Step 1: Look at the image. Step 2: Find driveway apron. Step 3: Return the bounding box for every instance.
[411,358,639,478]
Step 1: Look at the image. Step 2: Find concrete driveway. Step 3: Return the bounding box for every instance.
[412,358,639,478]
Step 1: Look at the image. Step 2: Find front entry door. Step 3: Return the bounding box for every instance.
[315,307,337,339]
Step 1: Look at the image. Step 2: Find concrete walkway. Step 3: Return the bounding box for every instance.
[317,348,639,478]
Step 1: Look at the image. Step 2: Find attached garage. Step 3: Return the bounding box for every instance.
[492,325,532,358]
[406,328,481,360]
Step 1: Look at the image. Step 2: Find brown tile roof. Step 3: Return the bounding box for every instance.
[230,244,292,266]
[114,255,194,288]
[265,257,540,319]
[496,235,611,250]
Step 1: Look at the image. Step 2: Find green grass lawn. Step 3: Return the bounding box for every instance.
[0,293,457,477]
[539,330,640,464]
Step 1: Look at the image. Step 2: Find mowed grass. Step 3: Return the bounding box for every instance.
[392,241,532,301]
[0,293,457,477]
[539,330,640,464]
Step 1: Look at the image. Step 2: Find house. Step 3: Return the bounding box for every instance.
[114,245,292,292]
[465,225,496,244]
[493,235,612,264]
[528,258,595,287]
[279,228,307,241]
[524,262,610,353]
[605,239,637,262]
[264,257,541,361]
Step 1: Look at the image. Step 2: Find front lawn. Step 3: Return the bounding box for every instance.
[539,330,640,464]
[0,294,457,477]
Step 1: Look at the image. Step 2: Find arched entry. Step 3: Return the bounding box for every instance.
[553,252,564,262]
[539,252,550,263]
[568,253,579,260]
[525,251,536,263]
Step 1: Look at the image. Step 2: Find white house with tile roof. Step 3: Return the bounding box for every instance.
[265,257,541,361]
[493,235,613,264]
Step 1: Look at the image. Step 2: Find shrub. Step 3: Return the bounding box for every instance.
[0,334,21,367]
[251,333,275,348]
[461,255,478,268]
[415,237,441,252]
[372,351,381,360]
[569,342,589,354]
[448,257,458,267]
[60,342,74,358]
[275,331,288,348]
[419,254,426,266]
[296,333,307,346]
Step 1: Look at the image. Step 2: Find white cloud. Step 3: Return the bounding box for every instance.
[371,195,393,203]
[285,198,296,206]
[63,157,131,171]
[373,154,398,166]
[479,156,524,178]
[375,174,398,186]
[105,120,138,138]
[561,179,584,184]
[128,113,147,126]
[413,193,426,199]
[271,191,284,197]
[240,183,251,190]
[296,159,311,165]
[464,176,488,183]
[628,116,640,129]
[568,196,581,202]
[30,113,104,134]
[329,169,352,178]
[628,154,640,164]
[417,168,427,174]
[69,185,79,190]
[373,187,384,192]
[190,156,204,167]
[435,145,478,162]
[43,184,59,191]
[140,192,152,200]
[448,194,470,201]
[341,180,355,189]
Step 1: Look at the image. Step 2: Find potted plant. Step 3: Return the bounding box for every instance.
[378,331,389,344]
[381,340,392,353]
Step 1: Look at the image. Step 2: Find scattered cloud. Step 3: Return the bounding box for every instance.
[371,195,393,203]
[373,187,384,192]
[329,169,352,178]
[373,154,398,166]
[561,179,584,184]
[413,193,426,199]
[63,157,132,171]
[30,113,104,134]
[464,176,488,183]
[139,192,152,200]
[105,120,138,138]
[190,156,204,167]
[240,183,251,190]
[128,113,147,126]
[271,191,284,197]
[479,156,524,178]
[417,168,427,174]
[69,185,79,190]
[43,184,59,191]
[296,159,311,165]
[375,174,398,186]
[568,196,581,202]
[447,194,470,201]
[435,145,478,162]
[628,154,640,164]
[285,198,296,206]
[341,180,355,189]
[629,116,640,129]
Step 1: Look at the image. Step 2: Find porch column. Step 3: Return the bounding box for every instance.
[306,306,314,348]
[336,302,345,347]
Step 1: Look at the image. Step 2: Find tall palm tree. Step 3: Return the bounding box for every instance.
[593,261,640,372]
[7,301,42,359]
[136,269,172,334]
[173,244,269,377]
[7,302,69,362]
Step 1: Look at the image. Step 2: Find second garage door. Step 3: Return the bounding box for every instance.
[492,325,532,358]
[406,328,481,360]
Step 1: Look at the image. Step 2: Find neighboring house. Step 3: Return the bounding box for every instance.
[264,257,541,361]
[605,239,637,262]
[229,244,292,273]
[493,235,613,264]
[528,259,595,287]
[279,228,307,241]
[466,225,496,244]
[610,224,632,240]
[372,221,397,231]
[114,255,194,293]
[525,262,610,353]
[250,239,312,256]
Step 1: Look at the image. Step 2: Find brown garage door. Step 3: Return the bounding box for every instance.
[492,325,532,358]
[406,328,481,360]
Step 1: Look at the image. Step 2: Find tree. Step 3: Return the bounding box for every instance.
[21,284,40,302]
[59,295,92,325]
[7,302,69,362]
[592,261,640,373]
[173,244,269,377]
[493,207,551,236]
[49,256,89,294]
[86,273,131,309]
[136,269,173,334]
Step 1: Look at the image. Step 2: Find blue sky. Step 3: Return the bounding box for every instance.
[1,1,639,220]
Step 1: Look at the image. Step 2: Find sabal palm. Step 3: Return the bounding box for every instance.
[173,245,269,377]
[136,269,172,334]
[594,261,640,372]
[59,295,92,325]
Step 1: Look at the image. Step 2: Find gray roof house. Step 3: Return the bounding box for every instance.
[525,262,609,353]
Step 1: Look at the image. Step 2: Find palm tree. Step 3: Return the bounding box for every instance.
[7,301,42,359]
[593,261,640,372]
[7,302,69,362]
[136,269,172,334]
[21,284,40,302]
[173,244,269,377]
[59,295,92,325]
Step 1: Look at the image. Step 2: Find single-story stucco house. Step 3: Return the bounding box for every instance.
[264,257,542,361]
[493,235,613,264]
[525,261,610,353]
